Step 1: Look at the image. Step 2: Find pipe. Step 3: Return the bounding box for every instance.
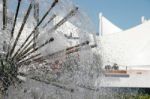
[42,14,56,28]
[12,0,59,59]
[2,0,7,30]
[10,3,32,57]
[17,37,54,61]
[11,0,22,38]
[18,41,90,65]
[15,7,78,60]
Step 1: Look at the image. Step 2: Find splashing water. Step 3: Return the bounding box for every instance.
[0,0,105,99]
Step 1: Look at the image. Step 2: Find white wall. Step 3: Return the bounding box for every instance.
[99,20,150,66]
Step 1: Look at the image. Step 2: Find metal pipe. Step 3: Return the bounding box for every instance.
[5,0,22,60]
[33,0,40,48]
[48,7,78,33]
[12,0,59,59]
[2,0,7,30]
[18,56,44,66]
[17,73,74,92]
[17,53,41,68]
[17,37,54,61]
[24,75,99,92]
[15,7,78,59]
[31,77,74,92]
[18,41,90,65]
[10,3,32,57]
[46,40,89,59]
[11,0,22,38]
[42,14,56,28]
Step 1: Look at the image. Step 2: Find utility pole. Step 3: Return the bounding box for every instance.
[3,0,7,30]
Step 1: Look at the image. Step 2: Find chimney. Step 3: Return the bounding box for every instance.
[141,16,147,23]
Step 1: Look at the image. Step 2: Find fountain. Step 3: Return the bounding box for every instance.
[0,0,104,99]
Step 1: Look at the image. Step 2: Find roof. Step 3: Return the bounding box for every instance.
[99,13,123,36]
[99,20,150,66]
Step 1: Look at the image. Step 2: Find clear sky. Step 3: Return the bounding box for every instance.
[6,0,150,33]
[73,0,150,32]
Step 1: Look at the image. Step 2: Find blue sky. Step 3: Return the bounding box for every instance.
[7,0,150,33]
[73,0,150,32]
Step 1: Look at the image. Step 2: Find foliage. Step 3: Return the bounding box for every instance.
[114,93,150,99]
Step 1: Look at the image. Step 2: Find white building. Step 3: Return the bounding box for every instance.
[98,13,150,88]
[99,14,150,66]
